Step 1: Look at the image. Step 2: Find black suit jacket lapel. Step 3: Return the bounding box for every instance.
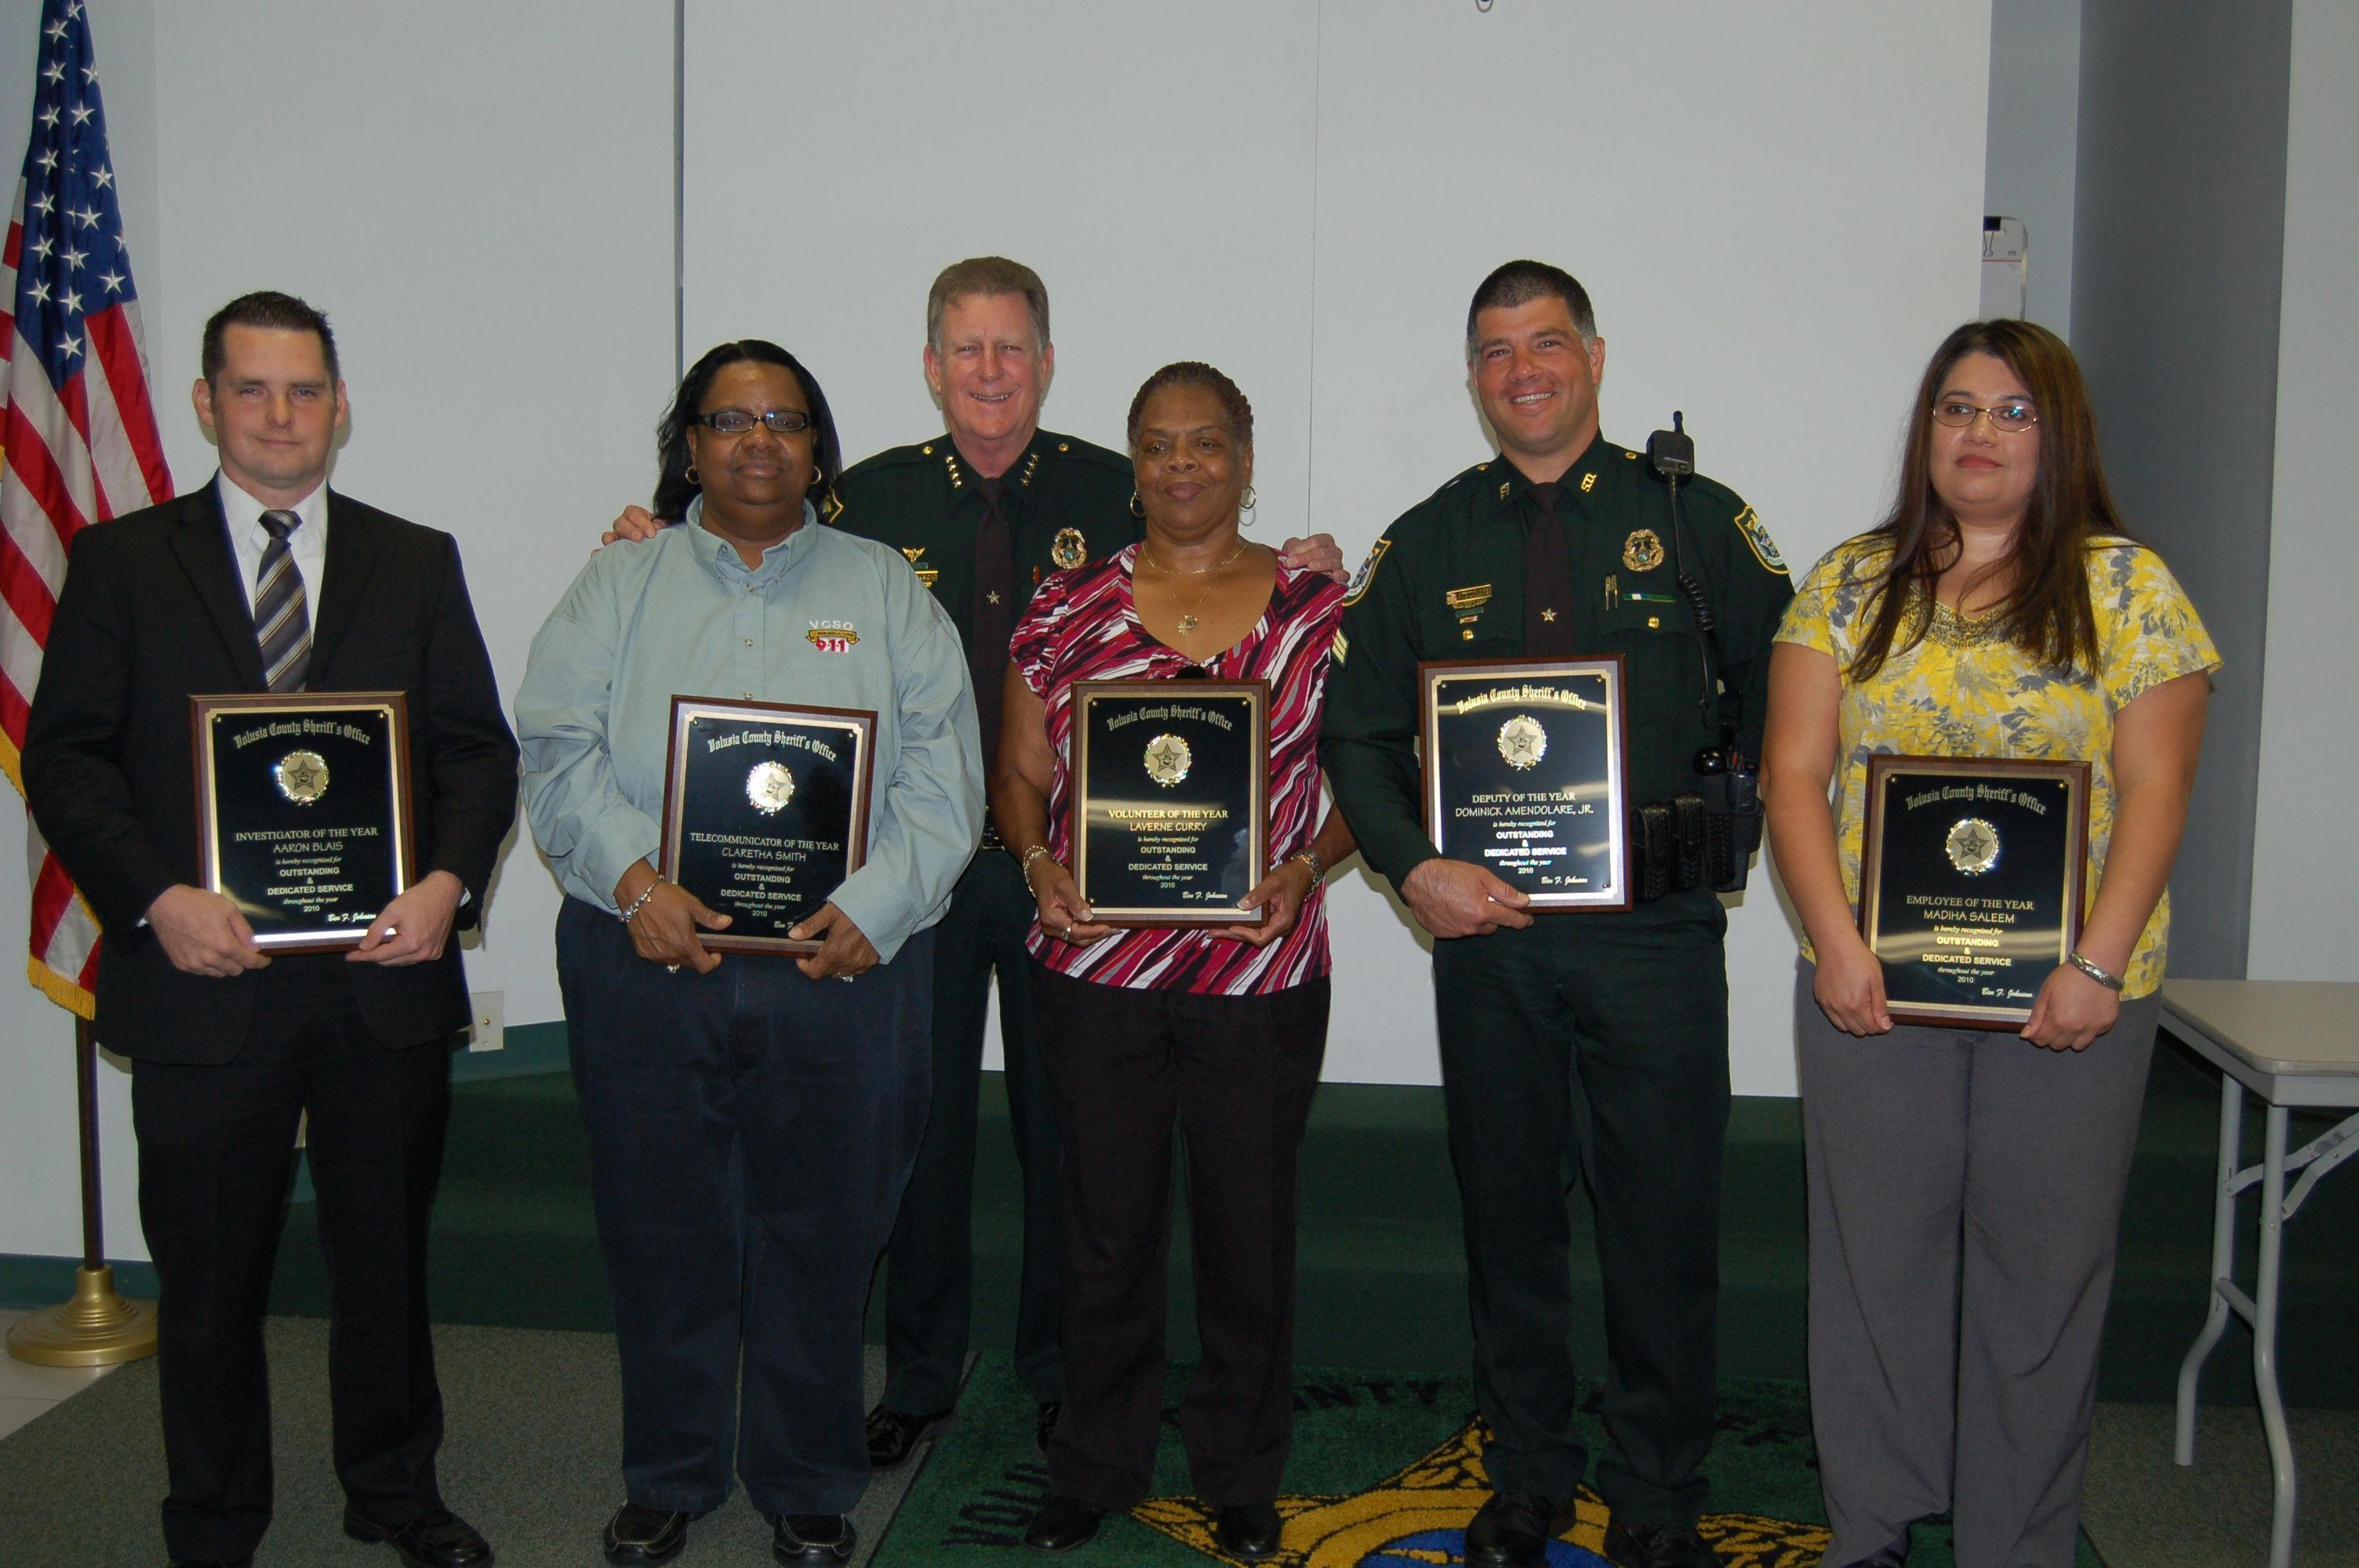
[165,487,268,691]
[308,489,379,681]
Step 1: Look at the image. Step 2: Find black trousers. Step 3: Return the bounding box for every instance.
[880,852,1063,1413]
[132,955,454,1566]
[1430,891,1730,1523]
[1032,962,1329,1511]
[558,898,932,1516]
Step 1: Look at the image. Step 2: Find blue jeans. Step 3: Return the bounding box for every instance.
[558,898,934,1515]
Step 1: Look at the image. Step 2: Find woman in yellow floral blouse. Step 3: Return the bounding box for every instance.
[1761,319,2215,1568]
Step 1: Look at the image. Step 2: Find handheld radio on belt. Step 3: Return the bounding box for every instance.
[1634,412,1763,897]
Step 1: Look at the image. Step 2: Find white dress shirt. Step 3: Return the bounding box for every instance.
[216,470,328,621]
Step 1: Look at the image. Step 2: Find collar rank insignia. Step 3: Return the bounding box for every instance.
[901,546,939,590]
[1580,471,1598,492]
[1623,528,1666,572]
[1051,527,1088,571]
[1020,451,1041,488]
[805,620,858,654]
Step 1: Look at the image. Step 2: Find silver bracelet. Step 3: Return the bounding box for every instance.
[2067,949,2125,992]
[618,878,663,924]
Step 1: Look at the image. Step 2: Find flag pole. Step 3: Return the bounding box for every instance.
[5,1017,155,1366]
[2,0,172,1367]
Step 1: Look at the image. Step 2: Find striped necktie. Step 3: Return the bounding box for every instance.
[255,509,311,692]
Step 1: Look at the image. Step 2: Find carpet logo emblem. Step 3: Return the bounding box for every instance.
[886,1369,1832,1567]
[1134,1415,1829,1566]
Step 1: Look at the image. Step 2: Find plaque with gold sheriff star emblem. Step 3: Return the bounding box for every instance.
[1859,753,2091,1029]
[1070,677,1270,928]
[660,694,878,954]
[191,690,415,952]
[1419,657,1630,911]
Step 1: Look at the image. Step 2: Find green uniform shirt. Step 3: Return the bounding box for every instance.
[1321,430,1795,892]
[830,426,1138,648]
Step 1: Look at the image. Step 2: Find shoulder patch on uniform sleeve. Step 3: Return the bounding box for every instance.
[1342,538,1393,607]
[1733,505,1788,575]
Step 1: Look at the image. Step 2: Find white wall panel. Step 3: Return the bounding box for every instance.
[1303,3,1990,1089]
[0,0,674,1259]
[685,0,1990,1092]
[2249,0,2359,980]
[0,1,1998,1264]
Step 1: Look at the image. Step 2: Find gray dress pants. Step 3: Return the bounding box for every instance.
[1794,960,2161,1568]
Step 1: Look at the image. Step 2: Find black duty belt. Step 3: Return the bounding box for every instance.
[1631,771,1763,902]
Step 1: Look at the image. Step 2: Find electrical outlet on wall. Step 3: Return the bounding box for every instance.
[467,990,504,1053]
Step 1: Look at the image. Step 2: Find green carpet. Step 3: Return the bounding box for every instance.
[870,1353,2100,1568]
[208,1031,2357,1410]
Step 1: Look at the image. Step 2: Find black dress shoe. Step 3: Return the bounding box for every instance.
[866,1402,957,1468]
[1212,1502,1284,1560]
[769,1512,856,1565]
[1604,1519,1721,1568]
[1466,1491,1579,1568]
[603,1502,700,1564]
[1024,1496,1106,1553]
[1036,1399,1062,1455]
[343,1506,495,1568]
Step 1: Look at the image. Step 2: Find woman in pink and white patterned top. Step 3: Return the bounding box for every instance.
[990,362,1354,1562]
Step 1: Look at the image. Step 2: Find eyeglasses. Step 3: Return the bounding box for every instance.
[697,408,813,435]
[1930,400,2037,434]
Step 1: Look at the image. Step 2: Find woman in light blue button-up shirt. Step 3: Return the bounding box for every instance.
[515,340,981,1563]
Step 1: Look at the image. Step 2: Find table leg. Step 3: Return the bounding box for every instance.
[2175,1073,2244,1465]
[2255,1105,2297,1568]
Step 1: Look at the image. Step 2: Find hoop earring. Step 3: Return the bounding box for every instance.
[1239,485,1258,527]
[1129,490,1146,519]
[685,463,700,485]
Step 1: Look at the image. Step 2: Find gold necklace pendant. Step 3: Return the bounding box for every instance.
[1144,536,1247,642]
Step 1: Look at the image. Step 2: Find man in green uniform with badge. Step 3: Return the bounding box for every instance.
[609,258,1340,1479]
[1321,261,1793,1568]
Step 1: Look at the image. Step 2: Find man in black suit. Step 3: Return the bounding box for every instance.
[23,292,518,1568]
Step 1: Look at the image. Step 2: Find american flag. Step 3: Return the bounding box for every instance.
[1,0,173,1017]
